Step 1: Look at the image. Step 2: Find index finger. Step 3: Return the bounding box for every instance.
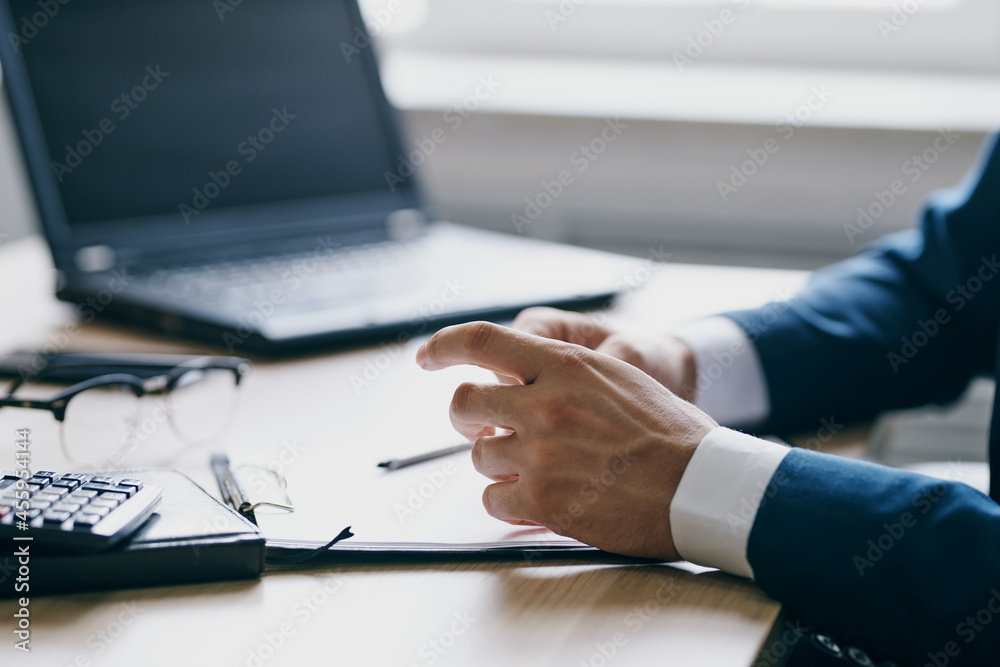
[416,321,549,384]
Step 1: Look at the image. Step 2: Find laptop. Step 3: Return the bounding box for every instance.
[0,0,638,355]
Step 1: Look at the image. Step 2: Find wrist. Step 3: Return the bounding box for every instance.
[666,336,698,402]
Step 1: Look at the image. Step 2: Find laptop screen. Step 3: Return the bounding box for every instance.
[3,0,411,234]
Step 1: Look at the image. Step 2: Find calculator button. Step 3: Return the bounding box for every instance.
[53,502,83,514]
[45,486,70,498]
[29,499,53,511]
[26,483,42,493]
[28,476,51,488]
[83,505,111,518]
[59,474,87,482]
[72,514,102,531]
[52,479,81,490]
[101,492,128,503]
[118,479,143,491]
[70,489,99,501]
[34,471,56,478]
[42,510,72,525]
[89,476,116,485]
[83,482,120,494]
[35,492,62,503]
[110,485,137,497]
[90,498,120,510]
[26,508,41,520]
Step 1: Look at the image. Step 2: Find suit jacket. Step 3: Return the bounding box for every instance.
[726,134,1000,665]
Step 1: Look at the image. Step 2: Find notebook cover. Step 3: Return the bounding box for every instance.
[0,469,265,598]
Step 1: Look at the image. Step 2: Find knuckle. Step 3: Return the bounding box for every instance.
[450,382,478,418]
[578,318,602,338]
[520,476,552,514]
[512,307,547,329]
[555,345,591,373]
[533,395,571,432]
[470,437,486,472]
[531,439,563,470]
[463,321,497,354]
[481,485,495,516]
[603,335,642,366]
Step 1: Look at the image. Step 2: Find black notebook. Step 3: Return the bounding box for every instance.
[0,469,265,598]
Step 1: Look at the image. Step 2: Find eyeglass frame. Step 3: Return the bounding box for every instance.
[0,355,250,426]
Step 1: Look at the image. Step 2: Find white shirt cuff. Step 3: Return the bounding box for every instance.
[669,427,791,579]
[670,316,770,429]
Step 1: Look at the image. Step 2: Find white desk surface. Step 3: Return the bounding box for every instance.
[0,235,808,666]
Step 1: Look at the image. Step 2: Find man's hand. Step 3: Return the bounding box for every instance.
[416,321,717,560]
[504,307,699,402]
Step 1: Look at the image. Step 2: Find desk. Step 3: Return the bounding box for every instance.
[0,235,809,666]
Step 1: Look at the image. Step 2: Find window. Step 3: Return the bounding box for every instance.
[364,0,1000,74]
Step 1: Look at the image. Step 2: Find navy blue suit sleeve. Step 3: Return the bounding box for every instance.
[726,135,1000,434]
[748,449,1000,665]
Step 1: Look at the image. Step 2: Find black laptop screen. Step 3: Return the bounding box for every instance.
[5,0,406,228]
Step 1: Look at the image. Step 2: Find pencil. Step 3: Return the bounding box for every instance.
[377,443,473,471]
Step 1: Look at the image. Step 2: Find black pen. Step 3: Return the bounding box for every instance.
[377,443,473,471]
[211,452,258,525]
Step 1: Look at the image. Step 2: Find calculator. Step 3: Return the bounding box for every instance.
[0,471,162,553]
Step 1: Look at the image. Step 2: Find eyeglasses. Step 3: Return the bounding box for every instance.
[0,356,250,469]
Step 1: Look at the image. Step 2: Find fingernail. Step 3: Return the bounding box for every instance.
[415,345,427,368]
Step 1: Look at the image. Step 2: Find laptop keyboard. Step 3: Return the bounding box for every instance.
[142,240,425,312]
